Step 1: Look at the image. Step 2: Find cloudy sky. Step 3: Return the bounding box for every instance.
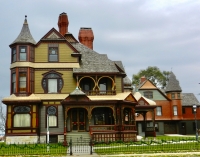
[0,0,200,101]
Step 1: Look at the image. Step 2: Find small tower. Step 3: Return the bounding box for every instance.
[165,72,182,118]
[9,15,36,95]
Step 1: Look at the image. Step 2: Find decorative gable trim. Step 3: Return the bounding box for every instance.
[138,97,150,106]
[47,32,60,39]
[124,93,137,103]
[139,80,157,89]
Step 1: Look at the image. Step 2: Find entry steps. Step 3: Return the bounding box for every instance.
[66,132,91,143]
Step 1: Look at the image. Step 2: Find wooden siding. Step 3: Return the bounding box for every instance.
[115,76,122,93]
[140,90,167,100]
[35,44,48,62]
[40,104,64,134]
[34,71,44,93]
[59,44,77,62]
[35,43,77,63]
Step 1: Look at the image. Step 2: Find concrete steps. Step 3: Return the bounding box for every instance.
[66,132,91,143]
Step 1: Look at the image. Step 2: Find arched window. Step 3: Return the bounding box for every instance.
[47,106,57,127]
[42,72,63,93]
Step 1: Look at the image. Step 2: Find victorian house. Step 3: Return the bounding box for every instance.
[2,13,156,144]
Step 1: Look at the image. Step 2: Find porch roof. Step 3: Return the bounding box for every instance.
[133,92,156,106]
[2,94,41,103]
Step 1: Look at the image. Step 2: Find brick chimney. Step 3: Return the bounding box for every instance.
[140,76,146,84]
[78,28,94,49]
[58,12,69,36]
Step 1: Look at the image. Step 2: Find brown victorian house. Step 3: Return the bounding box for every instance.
[2,13,156,144]
[135,73,200,136]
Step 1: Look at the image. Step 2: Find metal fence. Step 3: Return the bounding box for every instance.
[1,137,200,156]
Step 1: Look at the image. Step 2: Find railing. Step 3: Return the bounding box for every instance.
[82,90,116,96]
[145,127,156,137]
[89,125,137,142]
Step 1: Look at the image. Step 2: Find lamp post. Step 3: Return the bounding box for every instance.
[193,105,198,141]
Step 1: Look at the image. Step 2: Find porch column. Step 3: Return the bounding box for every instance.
[143,112,147,133]
[63,109,67,146]
[151,109,156,137]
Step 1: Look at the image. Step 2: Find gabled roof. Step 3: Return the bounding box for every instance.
[69,87,86,95]
[182,93,199,106]
[165,72,182,92]
[72,43,121,74]
[38,28,67,42]
[11,16,36,45]
[36,28,79,53]
[133,92,156,105]
[138,79,170,100]
[138,79,157,89]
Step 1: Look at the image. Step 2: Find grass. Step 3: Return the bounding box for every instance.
[0,142,67,156]
[93,136,200,155]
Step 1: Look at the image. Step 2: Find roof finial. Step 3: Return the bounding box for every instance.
[24,15,28,24]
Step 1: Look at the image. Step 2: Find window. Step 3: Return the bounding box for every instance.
[49,47,58,62]
[19,46,27,61]
[171,93,175,99]
[156,106,162,116]
[182,107,185,114]
[19,72,26,92]
[42,72,63,93]
[12,73,16,93]
[13,106,31,127]
[173,106,178,115]
[155,123,159,132]
[47,106,57,127]
[144,91,153,99]
[12,47,16,62]
[177,93,180,99]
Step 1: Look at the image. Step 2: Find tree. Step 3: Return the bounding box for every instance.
[132,66,170,89]
[0,98,6,133]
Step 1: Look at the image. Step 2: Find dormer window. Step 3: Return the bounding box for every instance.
[19,46,27,61]
[49,47,58,62]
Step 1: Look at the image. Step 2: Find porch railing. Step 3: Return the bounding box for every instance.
[82,90,116,96]
[89,125,137,142]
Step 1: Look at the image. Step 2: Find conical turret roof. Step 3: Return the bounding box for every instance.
[165,72,182,92]
[11,15,36,45]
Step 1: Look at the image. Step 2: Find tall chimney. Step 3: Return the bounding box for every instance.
[78,28,94,50]
[140,76,146,84]
[58,12,69,36]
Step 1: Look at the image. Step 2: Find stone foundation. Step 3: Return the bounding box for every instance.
[6,136,38,144]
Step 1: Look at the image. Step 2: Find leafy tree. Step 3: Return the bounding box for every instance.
[132,66,170,89]
[0,98,6,133]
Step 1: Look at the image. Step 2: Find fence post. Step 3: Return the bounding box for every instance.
[70,138,72,155]
[90,138,93,155]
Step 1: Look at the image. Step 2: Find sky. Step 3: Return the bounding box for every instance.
[0,0,200,101]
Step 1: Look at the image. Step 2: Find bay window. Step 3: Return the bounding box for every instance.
[13,106,31,127]
[19,46,27,61]
[19,72,26,92]
[12,47,16,62]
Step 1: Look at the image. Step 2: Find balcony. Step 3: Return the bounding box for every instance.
[82,90,116,96]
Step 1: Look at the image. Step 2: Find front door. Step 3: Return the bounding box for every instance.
[71,108,86,131]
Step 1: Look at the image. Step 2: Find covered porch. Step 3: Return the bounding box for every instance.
[61,89,138,143]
